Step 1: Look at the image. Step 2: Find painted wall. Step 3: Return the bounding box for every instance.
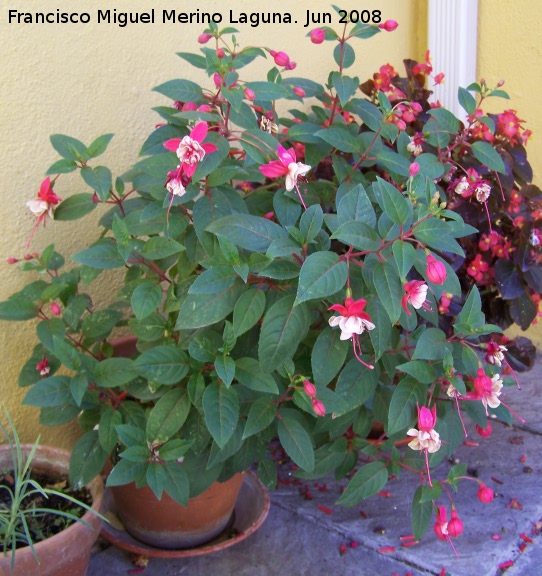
[0,0,423,445]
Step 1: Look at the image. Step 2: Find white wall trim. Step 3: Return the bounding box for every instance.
[428,0,479,121]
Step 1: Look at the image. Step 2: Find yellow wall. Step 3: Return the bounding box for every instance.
[0,0,422,445]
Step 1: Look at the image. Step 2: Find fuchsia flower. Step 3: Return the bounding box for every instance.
[402,280,430,315]
[425,254,447,284]
[35,358,50,376]
[433,506,462,556]
[310,28,325,44]
[244,87,255,101]
[379,20,399,32]
[311,398,326,417]
[476,421,492,438]
[477,483,495,503]
[328,297,375,368]
[471,368,502,415]
[164,122,218,179]
[259,144,311,209]
[485,341,507,367]
[407,405,441,487]
[26,177,62,247]
[409,162,420,178]
[197,33,212,44]
[269,50,296,70]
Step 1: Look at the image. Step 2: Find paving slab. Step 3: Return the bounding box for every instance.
[88,358,542,576]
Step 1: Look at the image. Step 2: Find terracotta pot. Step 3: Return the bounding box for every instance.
[110,472,245,549]
[0,444,104,576]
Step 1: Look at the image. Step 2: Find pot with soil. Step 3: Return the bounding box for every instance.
[0,444,104,576]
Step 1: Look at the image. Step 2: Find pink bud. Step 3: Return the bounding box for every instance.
[7,257,18,264]
[293,86,306,98]
[273,51,290,67]
[425,254,447,285]
[262,211,275,220]
[213,73,222,88]
[447,510,464,537]
[24,253,34,261]
[216,48,225,59]
[311,398,326,417]
[182,102,197,112]
[285,61,297,71]
[92,192,100,203]
[476,421,492,438]
[477,483,495,503]
[303,379,317,398]
[409,162,420,177]
[198,33,212,44]
[379,20,399,32]
[418,405,436,431]
[244,87,255,101]
[310,28,325,44]
[50,302,61,317]
[197,104,213,112]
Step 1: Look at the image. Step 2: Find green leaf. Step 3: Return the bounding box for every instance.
[311,327,349,387]
[188,267,237,295]
[347,98,383,132]
[134,345,190,385]
[141,237,185,260]
[396,361,436,384]
[387,377,427,435]
[244,81,291,101]
[331,221,381,251]
[86,133,114,158]
[277,410,314,471]
[116,424,146,448]
[98,405,123,452]
[413,218,464,256]
[177,51,207,69]
[94,358,138,388]
[412,327,452,360]
[299,204,324,244]
[331,72,359,107]
[176,283,244,329]
[233,288,266,337]
[337,184,376,227]
[453,286,485,336]
[375,151,412,178]
[146,462,168,500]
[373,178,412,225]
[50,134,88,162]
[36,318,65,352]
[146,388,191,444]
[153,78,203,102]
[392,240,416,279]
[333,41,355,68]
[337,462,388,506]
[202,381,239,449]
[314,126,360,153]
[163,462,189,506]
[458,87,477,116]
[471,141,506,173]
[69,430,108,487]
[207,214,287,253]
[296,251,347,305]
[372,260,403,324]
[0,299,38,321]
[259,295,310,372]
[106,459,147,488]
[46,159,78,175]
[72,238,124,269]
[429,107,460,134]
[243,397,276,439]
[54,193,97,221]
[81,309,122,339]
[131,280,162,321]
[286,122,322,144]
[367,300,392,361]
[80,166,112,201]
[235,357,279,394]
[335,359,379,409]
[412,486,434,540]
[22,375,72,407]
[215,355,236,387]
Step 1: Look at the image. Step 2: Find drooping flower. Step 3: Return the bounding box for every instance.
[476,421,492,438]
[259,144,311,209]
[164,122,218,178]
[425,254,447,285]
[485,341,507,367]
[36,358,50,376]
[406,133,425,156]
[407,405,441,487]
[328,297,375,368]
[26,177,62,247]
[477,483,494,503]
[433,506,461,556]
[402,280,430,315]
[471,368,502,415]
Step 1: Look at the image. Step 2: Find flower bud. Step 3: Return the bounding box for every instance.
[293,86,306,98]
[477,483,495,503]
[426,254,447,285]
[379,20,399,32]
[310,28,325,44]
[476,421,492,438]
[447,510,464,537]
[182,102,197,112]
[213,73,222,88]
[198,33,212,44]
[409,162,420,177]
[50,302,61,317]
[197,104,213,112]
[273,51,290,67]
[244,87,255,101]
[303,379,317,398]
[216,47,225,59]
[311,397,326,417]
[92,192,100,203]
[7,257,18,264]
[24,253,34,261]
[418,405,436,431]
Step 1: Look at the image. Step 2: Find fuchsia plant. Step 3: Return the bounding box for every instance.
[2,9,541,549]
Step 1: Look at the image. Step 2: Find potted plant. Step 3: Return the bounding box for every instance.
[0,406,104,576]
[1,11,540,550]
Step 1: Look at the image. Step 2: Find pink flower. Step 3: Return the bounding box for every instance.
[259,144,311,209]
[50,302,61,317]
[379,20,399,32]
[407,133,425,156]
[310,28,325,44]
[270,50,290,67]
[303,379,317,398]
[434,72,445,85]
[26,177,62,248]
[328,297,375,368]
[244,87,255,101]
[293,86,306,98]
[311,398,326,417]
[485,341,507,367]
[164,122,218,179]
[425,254,447,285]
[471,368,503,415]
[216,48,225,59]
[433,506,462,556]
[447,510,464,538]
[36,358,50,376]
[402,280,430,315]
[477,484,494,503]
[198,33,212,44]
[407,405,441,487]
[165,169,187,198]
[476,421,492,438]
[409,162,420,177]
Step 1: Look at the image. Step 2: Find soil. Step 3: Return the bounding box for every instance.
[0,469,92,552]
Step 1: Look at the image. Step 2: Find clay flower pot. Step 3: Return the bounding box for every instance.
[110,472,245,549]
[0,444,104,576]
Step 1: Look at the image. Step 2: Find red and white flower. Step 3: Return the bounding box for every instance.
[26,177,61,247]
[402,280,430,315]
[407,405,441,487]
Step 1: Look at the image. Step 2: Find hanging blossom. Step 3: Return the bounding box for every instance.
[402,280,431,315]
[407,405,441,487]
[470,368,502,415]
[433,505,463,557]
[328,297,375,369]
[259,144,311,209]
[164,121,218,178]
[26,177,62,248]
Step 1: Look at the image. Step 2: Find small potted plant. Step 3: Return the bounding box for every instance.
[0,406,104,576]
[1,10,540,550]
